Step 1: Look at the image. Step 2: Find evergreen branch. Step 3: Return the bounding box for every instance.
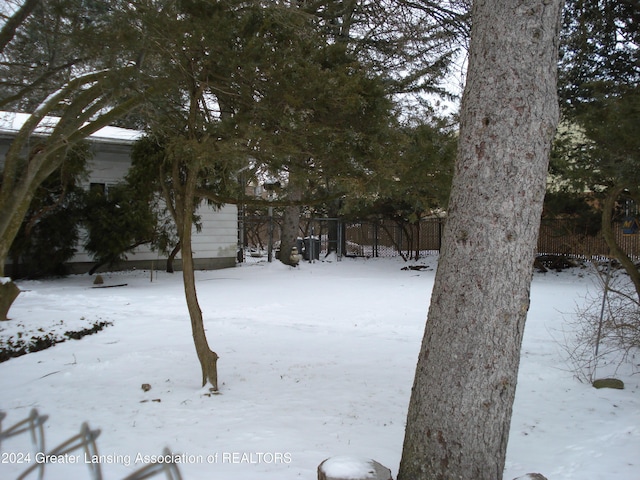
[195,188,344,208]
[0,0,40,54]
[0,59,85,110]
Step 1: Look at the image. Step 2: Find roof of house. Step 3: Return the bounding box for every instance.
[0,111,143,145]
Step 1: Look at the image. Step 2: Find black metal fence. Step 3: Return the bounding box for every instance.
[241,215,640,262]
[0,409,182,480]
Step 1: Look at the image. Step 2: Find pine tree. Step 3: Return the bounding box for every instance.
[0,0,153,317]
[8,142,89,278]
[557,0,640,299]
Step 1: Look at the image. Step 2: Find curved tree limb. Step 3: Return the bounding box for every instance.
[0,0,40,54]
[195,188,344,208]
[602,184,640,302]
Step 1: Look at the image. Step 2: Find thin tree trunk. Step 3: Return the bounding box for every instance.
[398,1,564,479]
[325,199,341,255]
[602,185,640,301]
[178,167,219,390]
[166,241,181,273]
[279,183,303,265]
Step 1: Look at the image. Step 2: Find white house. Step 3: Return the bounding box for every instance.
[0,112,238,274]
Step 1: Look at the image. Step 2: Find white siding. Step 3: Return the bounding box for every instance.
[71,202,238,264]
[1,113,238,273]
[70,141,238,269]
[84,142,133,186]
[189,203,238,260]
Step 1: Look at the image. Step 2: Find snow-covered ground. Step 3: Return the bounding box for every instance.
[1,256,638,480]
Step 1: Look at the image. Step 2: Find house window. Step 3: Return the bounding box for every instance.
[90,182,107,196]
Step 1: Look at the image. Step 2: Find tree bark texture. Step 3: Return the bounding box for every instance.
[398,1,564,479]
[177,165,219,390]
[166,242,181,273]
[0,280,21,321]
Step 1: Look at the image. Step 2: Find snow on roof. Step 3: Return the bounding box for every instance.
[0,111,143,145]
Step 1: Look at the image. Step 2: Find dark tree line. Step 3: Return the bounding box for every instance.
[553,0,640,298]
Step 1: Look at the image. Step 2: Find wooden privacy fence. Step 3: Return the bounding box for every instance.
[241,216,640,262]
[537,218,640,261]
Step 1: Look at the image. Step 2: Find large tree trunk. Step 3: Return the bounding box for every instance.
[398,1,564,479]
[0,280,21,321]
[0,155,61,318]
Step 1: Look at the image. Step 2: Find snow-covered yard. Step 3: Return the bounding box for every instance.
[1,256,638,479]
